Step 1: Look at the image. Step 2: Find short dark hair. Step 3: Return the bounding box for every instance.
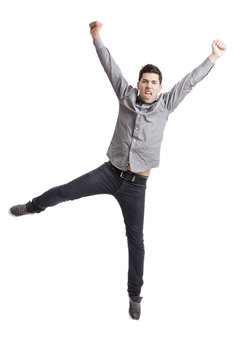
[138,64,162,84]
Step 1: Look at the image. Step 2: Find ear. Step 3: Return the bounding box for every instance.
[158,84,162,93]
[137,81,140,90]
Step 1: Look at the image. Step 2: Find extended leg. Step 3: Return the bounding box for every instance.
[9,162,119,215]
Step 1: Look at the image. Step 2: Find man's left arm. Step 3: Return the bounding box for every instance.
[162,39,227,113]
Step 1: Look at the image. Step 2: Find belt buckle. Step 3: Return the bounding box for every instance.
[120,171,136,183]
[120,171,128,181]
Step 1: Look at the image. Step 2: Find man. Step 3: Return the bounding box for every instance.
[9,21,226,320]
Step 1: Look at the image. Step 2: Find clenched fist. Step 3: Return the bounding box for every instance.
[89,21,102,40]
[209,39,227,63]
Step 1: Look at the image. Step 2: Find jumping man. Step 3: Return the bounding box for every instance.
[9,21,227,320]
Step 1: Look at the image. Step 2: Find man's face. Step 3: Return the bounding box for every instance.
[137,73,162,104]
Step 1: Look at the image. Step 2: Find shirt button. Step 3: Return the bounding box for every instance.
[136,127,138,130]
[133,139,136,142]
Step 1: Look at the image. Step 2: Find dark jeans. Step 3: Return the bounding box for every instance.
[32,162,147,297]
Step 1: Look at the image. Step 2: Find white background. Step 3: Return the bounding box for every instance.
[1,0,240,359]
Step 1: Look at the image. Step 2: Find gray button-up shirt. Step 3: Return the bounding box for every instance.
[94,38,215,172]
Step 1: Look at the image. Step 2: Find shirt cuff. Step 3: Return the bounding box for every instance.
[205,56,216,67]
[93,37,105,50]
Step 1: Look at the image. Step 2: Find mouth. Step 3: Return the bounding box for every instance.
[144,91,152,99]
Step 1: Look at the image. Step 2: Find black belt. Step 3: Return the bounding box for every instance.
[109,162,148,185]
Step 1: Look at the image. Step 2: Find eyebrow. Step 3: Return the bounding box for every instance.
[142,79,159,83]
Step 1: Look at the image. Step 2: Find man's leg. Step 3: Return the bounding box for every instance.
[115,180,146,319]
[9,162,119,215]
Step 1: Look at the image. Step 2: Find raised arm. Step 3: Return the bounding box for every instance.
[89,21,132,100]
[162,39,227,113]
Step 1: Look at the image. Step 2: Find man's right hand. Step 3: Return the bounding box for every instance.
[89,21,102,40]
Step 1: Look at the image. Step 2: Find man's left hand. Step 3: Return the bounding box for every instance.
[209,39,227,63]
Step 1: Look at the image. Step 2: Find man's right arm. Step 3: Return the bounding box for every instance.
[89,21,132,99]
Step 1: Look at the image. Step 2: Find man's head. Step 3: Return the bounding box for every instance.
[137,64,162,104]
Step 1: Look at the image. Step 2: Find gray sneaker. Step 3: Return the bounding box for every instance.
[9,201,35,217]
[129,296,143,320]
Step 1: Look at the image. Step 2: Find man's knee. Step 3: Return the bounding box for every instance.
[126,229,144,250]
[57,184,75,201]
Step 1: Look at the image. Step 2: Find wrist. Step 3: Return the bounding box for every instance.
[208,53,218,64]
[93,35,100,40]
